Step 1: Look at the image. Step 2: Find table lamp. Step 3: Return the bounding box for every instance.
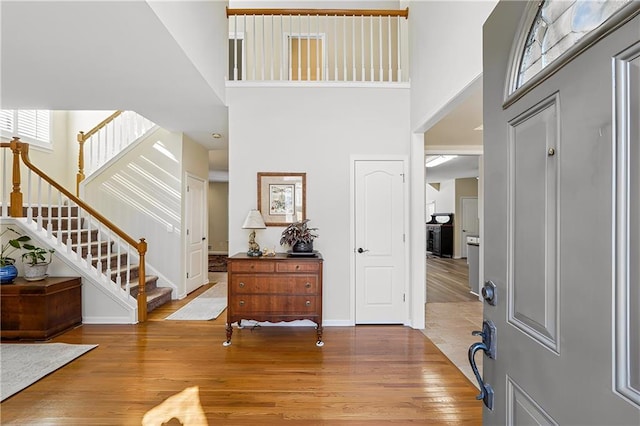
[242,210,266,256]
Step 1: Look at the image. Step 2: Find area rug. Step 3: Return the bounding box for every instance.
[208,254,228,272]
[165,282,227,321]
[0,342,98,401]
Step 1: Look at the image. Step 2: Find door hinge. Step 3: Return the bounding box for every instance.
[400,173,405,183]
[403,234,406,243]
[186,272,189,279]
[187,185,190,192]
[403,293,406,302]
[187,229,190,235]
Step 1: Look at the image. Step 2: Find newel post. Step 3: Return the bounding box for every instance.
[137,238,148,322]
[9,137,23,217]
[76,131,86,197]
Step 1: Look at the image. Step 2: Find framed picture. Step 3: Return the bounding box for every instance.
[257,172,306,226]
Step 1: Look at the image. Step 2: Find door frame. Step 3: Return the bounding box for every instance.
[424,147,484,305]
[349,155,409,325]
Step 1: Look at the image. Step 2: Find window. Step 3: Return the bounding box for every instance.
[0,110,51,146]
[516,0,631,89]
[229,32,245,81]
[288,35,325,81]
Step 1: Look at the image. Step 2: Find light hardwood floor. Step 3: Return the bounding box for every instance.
[424,256,483,385]
[1,275,482,425]
[426,256,478,303]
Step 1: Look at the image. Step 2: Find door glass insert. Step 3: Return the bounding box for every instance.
[517,0,631,89]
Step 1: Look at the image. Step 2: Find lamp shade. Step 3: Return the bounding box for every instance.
[242,210,266,229]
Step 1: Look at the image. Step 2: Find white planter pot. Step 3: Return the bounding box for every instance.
[23,263,49,281]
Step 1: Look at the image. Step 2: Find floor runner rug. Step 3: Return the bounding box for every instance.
[165,282,227,321]
[1,342,98,401]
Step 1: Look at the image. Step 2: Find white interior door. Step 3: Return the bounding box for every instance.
[185,174,206,295]
[480,2,640,424]
[354,160,406,324]
[460,196,478,258]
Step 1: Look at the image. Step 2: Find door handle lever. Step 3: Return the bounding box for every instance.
[357,248,369,253]
[467,320,497,410]
[468,342,494,410]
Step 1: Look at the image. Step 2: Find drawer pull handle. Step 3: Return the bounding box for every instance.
[239,300,245,306]
[296,265,300,270]
[305,282,312,288]
[239,282,245,288]
[305,300,311,306]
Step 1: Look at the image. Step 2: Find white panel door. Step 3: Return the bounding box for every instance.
[480,2,640,424]
[185,174,206,295]
[354,160,405,324]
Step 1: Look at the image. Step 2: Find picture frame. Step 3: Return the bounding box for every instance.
[257,172,306,226]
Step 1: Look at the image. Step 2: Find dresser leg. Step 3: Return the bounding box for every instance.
[223,323,233,346]
[315,325,324,347]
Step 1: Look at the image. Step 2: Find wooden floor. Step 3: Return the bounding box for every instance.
[426,256,477,303]
[1,281,482,425]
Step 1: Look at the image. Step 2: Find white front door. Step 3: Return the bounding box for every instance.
[460,196,478,258]
[354,160,406,324]
[480,2,640,424]
[185,174,207,295]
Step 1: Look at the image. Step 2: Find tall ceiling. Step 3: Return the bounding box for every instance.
[0,0,229,151]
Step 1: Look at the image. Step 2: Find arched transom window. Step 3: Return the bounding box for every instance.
[516,0,631,89]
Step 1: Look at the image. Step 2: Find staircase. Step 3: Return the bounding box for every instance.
[25,205,172,314]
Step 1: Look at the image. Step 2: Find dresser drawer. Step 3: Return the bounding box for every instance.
[276,261,320,273]
[228,260,275,273]
[231,295,318,314]
[231,275,318,294]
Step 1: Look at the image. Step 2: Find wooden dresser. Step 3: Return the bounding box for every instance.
[1,277,82,340]
[225,253,323,346]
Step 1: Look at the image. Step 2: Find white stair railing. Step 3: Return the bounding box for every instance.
[1,139,149,322]
[227,7,409,83]
[77,111,155,195]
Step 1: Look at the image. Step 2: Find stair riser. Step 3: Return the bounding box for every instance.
[147,289,173,313]
[22,206,79,217]
[128,277,159,297]
[111,266,141,283]
[92,253,130,272]
[54,229,100,244]
[42,218,82,231]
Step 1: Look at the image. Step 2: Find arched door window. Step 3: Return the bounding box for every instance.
[515,0,631,90]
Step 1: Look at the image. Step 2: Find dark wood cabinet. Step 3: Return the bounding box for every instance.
[426,213,454,258]
[1,277,82,340]
[224,253,323,346]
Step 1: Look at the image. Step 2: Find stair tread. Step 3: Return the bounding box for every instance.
[123,274,158,284]
[146,287,173,299]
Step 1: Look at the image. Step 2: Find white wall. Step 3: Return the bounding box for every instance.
[426,179,455,214]
[227,86,410,323]
[409,0,497,132]
[83,127,183,291]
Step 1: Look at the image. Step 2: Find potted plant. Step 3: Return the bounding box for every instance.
[21,243,55,281]
[280,219,319,253]
[0,227,31,284]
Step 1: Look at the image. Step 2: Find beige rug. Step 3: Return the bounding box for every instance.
[1,342,98,401]
[165,282,227,321]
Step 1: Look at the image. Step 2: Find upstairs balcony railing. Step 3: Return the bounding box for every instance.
[227,7,409,83]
